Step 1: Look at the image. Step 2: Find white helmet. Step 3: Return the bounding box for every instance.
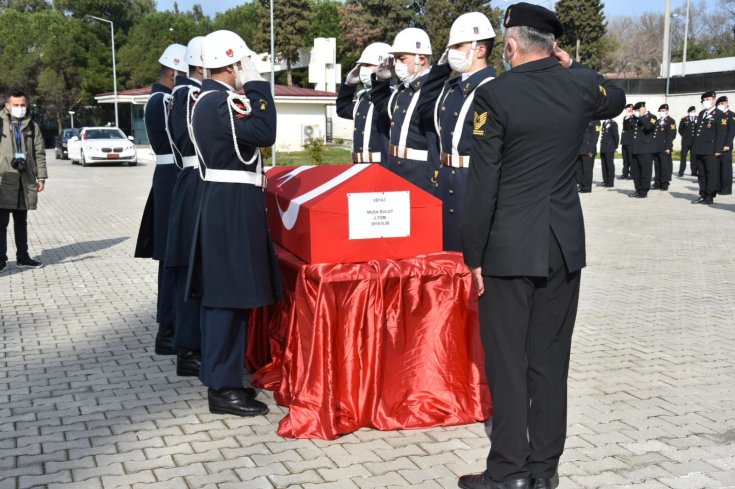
[185,36,205,68]
[357,42,392,66]
[158,43,188,72]
[447,12,496,47]
[201,30,251,69]
[390,28,432,55]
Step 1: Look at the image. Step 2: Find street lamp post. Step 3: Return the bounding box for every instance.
[682,0,691,76]
[666,11,681,100]
[69,111,75,128]
[270,0,277,166]
[88,15,119,128]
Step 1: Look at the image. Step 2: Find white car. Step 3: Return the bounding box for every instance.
[68,127,138,166]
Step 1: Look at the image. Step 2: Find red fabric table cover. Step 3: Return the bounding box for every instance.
[247,245,492,440]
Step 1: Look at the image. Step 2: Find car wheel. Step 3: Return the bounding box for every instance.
[81,150,88,167]
[128,159,138,167]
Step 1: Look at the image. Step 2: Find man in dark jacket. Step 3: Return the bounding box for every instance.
[598,118,619,187]
[716,96,734,195]
[678,106,697,177]
[576,120,599,192]
[621,104,634,179]
[458,4,625,489]
[0,89,47,271]
[629,101,657,198]
[691,91,728,205]
[652,103,676,191]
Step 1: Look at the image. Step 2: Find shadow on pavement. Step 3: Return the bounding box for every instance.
[2,237,128,276]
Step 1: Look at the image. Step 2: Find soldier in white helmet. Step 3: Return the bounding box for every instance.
[434,12,497,251]
[134,43,188,356]
[336,42,393,164]
[375,27,452,193]
[186,30,281,417]
[164,36,206,378]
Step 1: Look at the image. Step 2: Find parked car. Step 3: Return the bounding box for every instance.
[68,127,137,166]
[55,128,80,160]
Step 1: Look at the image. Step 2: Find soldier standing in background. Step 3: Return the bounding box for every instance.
[691,91,727,205]
[716,96,734,195]
[652,104,676,191]
[598,118,619,188]
[678,106,697,177]
[629,101,657,199]
[620,103,634,179]
[576,120,599,193]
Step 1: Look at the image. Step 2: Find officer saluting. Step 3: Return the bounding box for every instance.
[629,101,657,198]
[459,4,625,488]
[163,36,205,377]
[678,106,697,177]
[434,12,496,251]
[691,91,728,205]
[576,120,599,193]
[598,118,619,187]
[652,103,676,191]
[621,103,634,179]
[336,43,393,164]
[135,43,188,355]
[187,30,282,416]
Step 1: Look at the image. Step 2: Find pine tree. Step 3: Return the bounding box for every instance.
[555,0,607,70]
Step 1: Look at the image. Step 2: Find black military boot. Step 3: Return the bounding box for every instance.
[208,388,268,417]
[176,349,201,376]
[155,324,176,355]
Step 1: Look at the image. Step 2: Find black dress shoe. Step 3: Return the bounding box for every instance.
[678,172,684,177]
[719,191,732,195]
[532,472,559,489]
[636,193,648,198]
[155,324,176,355]
[458,472,529,489]
[578,189,591,193]
[176,349,201,376]
[691,196,705,204]
[628,191,640,198]
[208,388,269,417]
[595,182,606,187]
[651,185,661,189]
[661,185,669,191]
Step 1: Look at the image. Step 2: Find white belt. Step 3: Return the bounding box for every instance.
[352,152,381,163]
[155,154,175,165]
[388,144,428,162]
[204,169,266,188]
[440,152,470,168]
[182,155,199,168]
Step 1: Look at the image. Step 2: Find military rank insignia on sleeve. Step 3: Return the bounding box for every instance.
[598,85,607,97]
[722,118,728,125]
[671,124,676,129]
[259,99,268,111]
[473,111,488,136]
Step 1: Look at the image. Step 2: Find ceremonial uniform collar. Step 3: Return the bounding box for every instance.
[508,56,559,73]
[203,79,236,92]
[151,82,172,94]
[450,66,496,95]
[403,68,430,90]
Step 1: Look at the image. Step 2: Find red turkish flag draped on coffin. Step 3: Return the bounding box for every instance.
[264,164,442,263]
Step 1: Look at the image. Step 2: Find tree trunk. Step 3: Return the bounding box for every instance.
[576,38,581,62]
[286,60,293,87]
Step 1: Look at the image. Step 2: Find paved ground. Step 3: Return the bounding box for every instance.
[1,150,734,489]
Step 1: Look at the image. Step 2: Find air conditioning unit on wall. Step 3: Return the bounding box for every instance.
[302,124,321,144]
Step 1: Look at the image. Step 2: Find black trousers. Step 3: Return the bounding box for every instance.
[173,267,202,351]
[0,209,29,261]
[600,153,615,186]
[621,145,632,178]
[481,234,580,481]
[199,307,249,391]
[719,151,732,194]
[576,155,593,191]
[653,151,672,187]
[157,261,176,326]
[574,157,583,185]
[696,154,720,200]
[679,141,693,175]
[631,153,653,195]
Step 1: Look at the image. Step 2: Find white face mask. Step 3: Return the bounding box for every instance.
[394,61,414,83]
[502,44,512,71]
[689,111,697,117]
[702,100,713,110]
[9,107,26,119]
[633,110,640,118]
[718,104,728,112]
[658,111,666,119]
[448,48,471,73]
[359,66,373,88]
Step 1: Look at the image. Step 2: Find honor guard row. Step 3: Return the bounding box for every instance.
[135,30,281,417]
[337,12,497,251]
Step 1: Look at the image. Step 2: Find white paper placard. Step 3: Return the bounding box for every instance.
[347,191,410,240]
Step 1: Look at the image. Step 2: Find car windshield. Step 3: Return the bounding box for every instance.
[62,130,79,140]
[85,129,126,140]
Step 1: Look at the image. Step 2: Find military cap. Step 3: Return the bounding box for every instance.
[701,90,716,101]
[716,95,728,105]
[625,103,633,109]
[687,106,696,112]
[503,2,564,39]
[658,104,669,111]
[633,101,645,110]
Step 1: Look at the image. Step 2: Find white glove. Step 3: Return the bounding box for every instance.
[345,65,360,85]
[438,47,449,66]
[239,55,264,83]
[375,56,394,81]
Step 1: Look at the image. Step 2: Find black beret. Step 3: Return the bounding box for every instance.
[503,2,564,39]
[633,101,645,110]
[716,95,728,104]
[658,104,669,111]
[687,106,696,112]
[625,103,633,109]
[701,90,716,100]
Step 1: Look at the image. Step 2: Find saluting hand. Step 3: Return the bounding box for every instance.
[552,44,573,69]
[471,267,484,297]
[345,65,361,85]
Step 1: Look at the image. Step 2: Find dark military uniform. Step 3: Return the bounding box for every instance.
[377,63,451,194]
[164,75,203,354]
[434,66,496,251]
[621,115,635,178]
[630,113,657,197]
[135,82,177,334]
[718,109,735,195]
[462,57,625,482]
[652,115,676,190]
[576,120,599,192]
[678,114,696,176]
[336,77,392,164]
[187,79,283,391]
[599,119,619,187]
[692,108,728,203]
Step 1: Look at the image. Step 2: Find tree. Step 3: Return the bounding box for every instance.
[310,0,340,40]
[337,2,382,67]
[0,0,50,12]
[212,3,263,51]
[254,0,314,86]
[555,0,607,70]
[346,0,416,45]
[53,0,156,33]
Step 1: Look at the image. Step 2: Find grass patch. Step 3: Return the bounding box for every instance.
[264,146,353,166]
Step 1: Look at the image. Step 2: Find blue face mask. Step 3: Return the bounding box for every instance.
[502,43,512,71]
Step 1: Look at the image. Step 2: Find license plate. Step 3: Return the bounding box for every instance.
[107,153,119,158]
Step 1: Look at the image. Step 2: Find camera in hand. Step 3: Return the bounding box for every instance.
[11,156,27,173]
